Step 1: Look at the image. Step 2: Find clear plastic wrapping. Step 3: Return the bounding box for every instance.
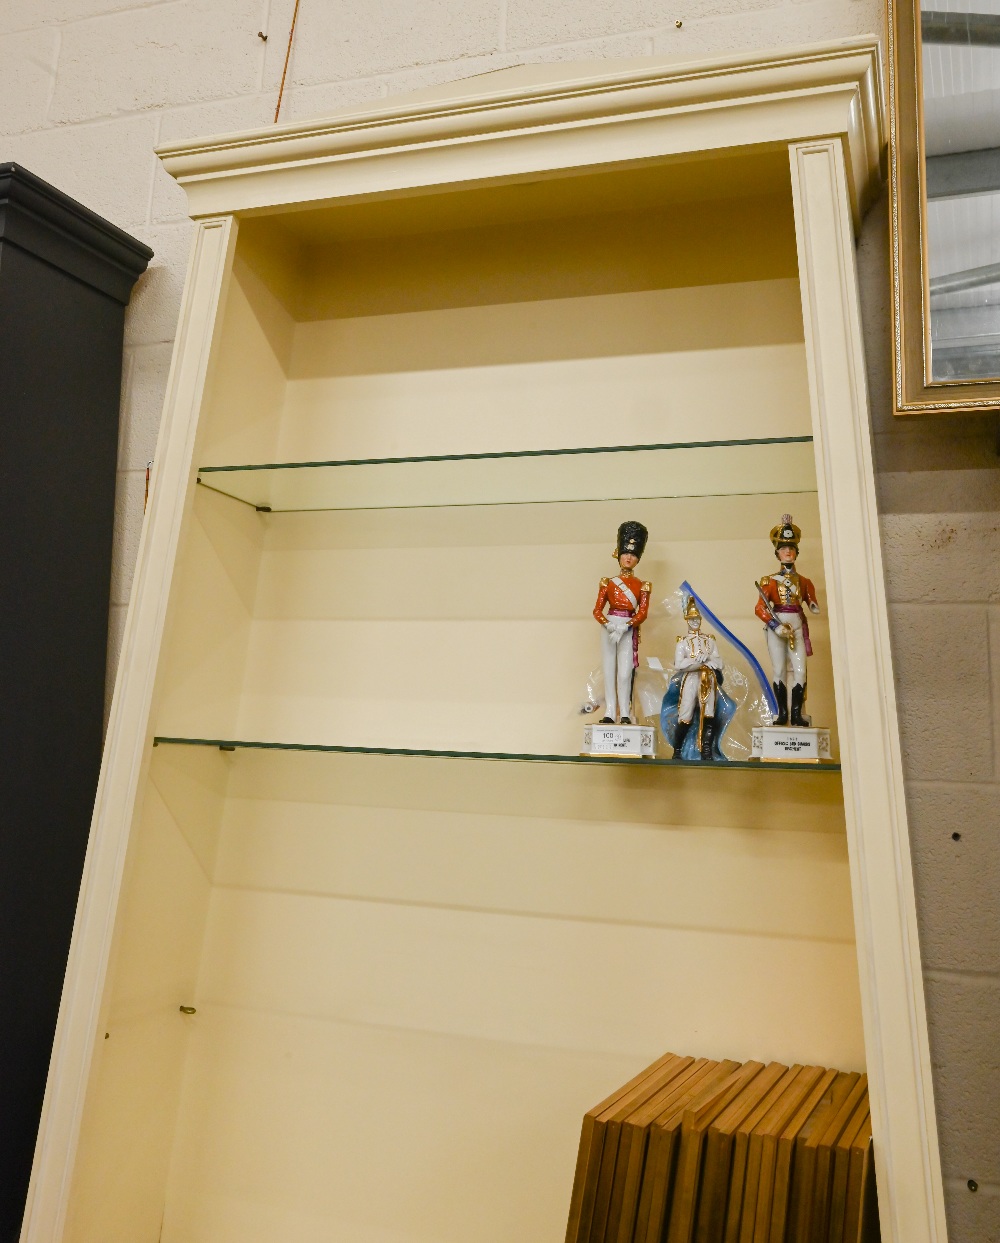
[657,582,776,761]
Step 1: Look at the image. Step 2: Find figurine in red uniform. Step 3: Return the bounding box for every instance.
[754,514,820,726]
[593,521,651,724]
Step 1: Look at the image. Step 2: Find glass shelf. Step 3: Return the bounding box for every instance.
[196,437,816,512]
[153,736,841,773]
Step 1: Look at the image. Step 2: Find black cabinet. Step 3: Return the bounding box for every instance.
[0,164,151,1241]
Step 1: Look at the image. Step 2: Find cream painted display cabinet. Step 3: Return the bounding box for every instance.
[23,41,948,1243]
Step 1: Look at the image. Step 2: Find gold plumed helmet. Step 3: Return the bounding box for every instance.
[770,513,801,549]
[683,596,702,622]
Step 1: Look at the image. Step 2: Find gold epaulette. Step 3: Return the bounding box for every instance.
[641,581,652,591]
[760,575,770,584]
[599,577,610,586]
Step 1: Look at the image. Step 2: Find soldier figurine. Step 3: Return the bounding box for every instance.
[592,521,651,725]
[670,597,725,760]
[754,514,820,726]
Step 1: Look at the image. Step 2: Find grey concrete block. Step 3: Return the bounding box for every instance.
[880,513,1000,604]
[287,0,502,85]
[157,93,277,147]
[1,114,157,229]
[50,0,261,126]
[890,604,994,782]
[906,782,1000,974]
[104,602,128,722]
[0,27,59,134]
[942,1180,1000,1243]
[505,0,770,50]
[874,428,999,475]
[280,78,390,126]
[992,607,1000,779]
[924,972,1000,1186]
[110,469,147,608]
[877,469,1000,517]
[512,32,655,63]
[0,0,161,37]
[380,54,518,101]
[651,0,882,57]
[124,223,195,348]
[118,343,173,472]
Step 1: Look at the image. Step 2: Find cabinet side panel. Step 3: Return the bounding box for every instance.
[154,486,266,738]
[63,749,226,1243]
[20,218,237,1243]
[789,140,947,1243]
[195,236,294,467]
[155,237,290,735]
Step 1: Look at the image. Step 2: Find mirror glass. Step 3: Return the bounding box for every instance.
[922,1,1000,380]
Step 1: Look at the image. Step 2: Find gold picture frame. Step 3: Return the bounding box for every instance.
[887,0,1000,413]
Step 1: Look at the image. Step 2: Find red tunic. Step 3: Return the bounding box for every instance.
[754,571,818,623]
[755,570,819,655]
[593,575,651,626]
[594,575,651,669]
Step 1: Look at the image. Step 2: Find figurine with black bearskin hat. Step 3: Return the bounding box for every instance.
[592,521,651,725]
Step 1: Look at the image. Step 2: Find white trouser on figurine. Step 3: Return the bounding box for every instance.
[602,618,633,720]
[678,669,716,723]
[765,610,807,685]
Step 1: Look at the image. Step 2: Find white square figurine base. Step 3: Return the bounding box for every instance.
[582,723,656,757]
[752,726,832,763]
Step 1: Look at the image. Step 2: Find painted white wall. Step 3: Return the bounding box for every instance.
[0,3,996,1239]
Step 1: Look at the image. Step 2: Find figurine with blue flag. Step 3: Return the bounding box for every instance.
[658,582,777,762]
[661,595,736,760]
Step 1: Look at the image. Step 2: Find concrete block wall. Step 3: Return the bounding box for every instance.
[0,2,996,1239]
[857,199,1000,1242]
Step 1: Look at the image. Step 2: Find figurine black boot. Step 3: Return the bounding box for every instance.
[672,719,692,759]
[790,683,807,726]
[700,717,715,761]
[773,680,788,726]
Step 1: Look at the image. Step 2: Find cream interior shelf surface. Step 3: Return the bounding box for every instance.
[196,437,816,512]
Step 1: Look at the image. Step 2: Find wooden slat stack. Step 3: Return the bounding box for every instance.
[566,1053,879,1243]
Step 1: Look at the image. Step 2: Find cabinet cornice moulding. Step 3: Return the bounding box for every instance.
[0,163,152,304]
[157,38,884,230]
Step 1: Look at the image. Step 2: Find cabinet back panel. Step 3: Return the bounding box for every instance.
[154,743,861,1243]
[192,888,861,1061]
[228,516,836,756]
[278,281,808,463]
[295,189,798,319]
[163,1012,641,1243]
[214,802,854,943]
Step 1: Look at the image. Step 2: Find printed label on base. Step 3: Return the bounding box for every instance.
[583,724,656,757]
[751,727,832,762]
